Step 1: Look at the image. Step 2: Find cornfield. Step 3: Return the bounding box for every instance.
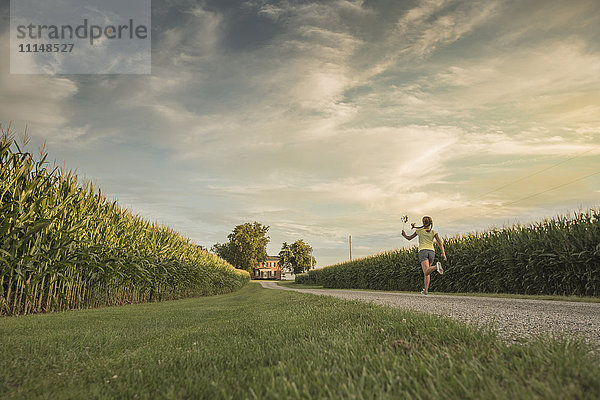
[298,210,600,296]
[1,128,249,316]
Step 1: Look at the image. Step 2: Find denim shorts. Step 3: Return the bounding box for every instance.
[418,249,435,264]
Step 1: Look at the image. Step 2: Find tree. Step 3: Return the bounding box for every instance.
[212,222,270,272]
[279,239,315,275]
[211,241,235,261]
[279,242,293,272]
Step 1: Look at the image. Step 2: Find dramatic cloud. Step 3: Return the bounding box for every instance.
[2,0,599,265]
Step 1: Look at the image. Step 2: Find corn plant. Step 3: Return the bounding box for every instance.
[0,128,249,316]
[299,210,600,296]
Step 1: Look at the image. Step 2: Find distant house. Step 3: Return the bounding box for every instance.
[252,256,281,280]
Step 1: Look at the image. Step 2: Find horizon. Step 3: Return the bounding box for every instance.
[2,0,599,267]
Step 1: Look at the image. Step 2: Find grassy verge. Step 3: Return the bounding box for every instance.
[1,282,598,399]
[278,281,600,303]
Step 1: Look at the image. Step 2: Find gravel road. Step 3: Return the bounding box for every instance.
[258,281,600,349]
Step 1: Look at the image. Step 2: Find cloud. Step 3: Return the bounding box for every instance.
[3,0,600,266]
[102,0,598,250]
[0,32,79,139]
[359,0,499,77]
[395,0,500,57]
[427,39,600,115]
[456,131,599,157]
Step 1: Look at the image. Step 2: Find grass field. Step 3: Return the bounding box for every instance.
[1,282,598,399]
[278,281,600,303]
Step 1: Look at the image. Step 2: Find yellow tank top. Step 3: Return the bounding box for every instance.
[416,228,436,251]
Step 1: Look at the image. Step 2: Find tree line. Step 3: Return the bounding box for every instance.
[211,222,315,275]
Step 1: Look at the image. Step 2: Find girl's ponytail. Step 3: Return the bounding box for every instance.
[414,216,433,231]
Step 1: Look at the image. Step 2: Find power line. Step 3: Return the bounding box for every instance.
[469,147,596,200]
[434,147,597,217]
[397,147,598,231]
[444,170,600,225]
[500,170,600,208]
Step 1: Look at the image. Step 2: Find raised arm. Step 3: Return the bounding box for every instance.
[434,233,447,260]
[402,230,417,240]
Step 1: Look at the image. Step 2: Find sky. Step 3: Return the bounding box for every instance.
[1,0,599,267]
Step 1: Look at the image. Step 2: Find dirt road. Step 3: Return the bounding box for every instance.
[258,281,600,348]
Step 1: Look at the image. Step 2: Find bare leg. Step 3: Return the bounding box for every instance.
[421,260,437,293]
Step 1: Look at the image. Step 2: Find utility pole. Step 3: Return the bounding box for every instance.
[349,235,352,261]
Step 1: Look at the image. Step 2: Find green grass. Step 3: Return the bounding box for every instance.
[1,282,598,399]
[279,281,600,303]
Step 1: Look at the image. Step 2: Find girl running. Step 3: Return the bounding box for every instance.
[401,216,447,295]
